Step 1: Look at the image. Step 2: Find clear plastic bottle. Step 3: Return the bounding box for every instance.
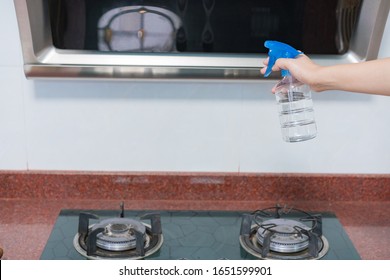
[263,40,317,142]
[275,75,317,142]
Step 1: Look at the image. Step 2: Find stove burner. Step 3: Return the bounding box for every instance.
[240,206,329,260]
[93,218,146,251]
[256,218,311,253]
[73,206,163,260]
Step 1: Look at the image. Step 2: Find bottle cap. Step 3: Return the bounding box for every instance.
[263,40,303,77]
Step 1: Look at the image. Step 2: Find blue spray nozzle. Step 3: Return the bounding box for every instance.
[263,40,303,77]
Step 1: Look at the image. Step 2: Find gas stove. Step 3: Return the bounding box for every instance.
[41,205,360,260]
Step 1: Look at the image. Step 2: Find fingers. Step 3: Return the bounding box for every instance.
[261,54,308,76]
[260,57,269,75]
[260,58,287,75]
[273,58,290,72]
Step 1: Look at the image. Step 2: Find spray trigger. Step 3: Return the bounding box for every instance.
[263,40,303,77]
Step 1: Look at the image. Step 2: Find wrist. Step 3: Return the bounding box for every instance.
[309,66,335,92]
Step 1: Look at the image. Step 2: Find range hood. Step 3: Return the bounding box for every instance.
[13,0,390,80]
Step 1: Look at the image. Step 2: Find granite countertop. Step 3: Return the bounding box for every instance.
[0,171,389,260]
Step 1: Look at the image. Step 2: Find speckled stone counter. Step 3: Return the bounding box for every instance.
[0,171,389,260]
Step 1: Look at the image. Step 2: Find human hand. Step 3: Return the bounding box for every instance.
[261,54,323,93]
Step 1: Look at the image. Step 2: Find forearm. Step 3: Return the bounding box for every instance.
[313,58,390,96]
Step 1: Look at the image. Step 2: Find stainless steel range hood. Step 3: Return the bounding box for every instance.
[13,0,390,80]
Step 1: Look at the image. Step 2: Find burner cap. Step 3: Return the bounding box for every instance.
[91,218,146,251]
[256,218,310,253]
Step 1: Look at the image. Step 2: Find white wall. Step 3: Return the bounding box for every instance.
[1,0,390,173]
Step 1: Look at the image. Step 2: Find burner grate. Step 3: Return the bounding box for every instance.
[73,208,163,260]
[240,205,329,260]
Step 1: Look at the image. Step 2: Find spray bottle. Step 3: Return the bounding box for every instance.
[263,40,317,142]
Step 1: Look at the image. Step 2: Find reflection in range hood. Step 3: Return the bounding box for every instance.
[97,6,182,53]
[13,0,390,81]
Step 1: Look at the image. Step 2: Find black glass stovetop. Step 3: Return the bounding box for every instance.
[40,209,360,260]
